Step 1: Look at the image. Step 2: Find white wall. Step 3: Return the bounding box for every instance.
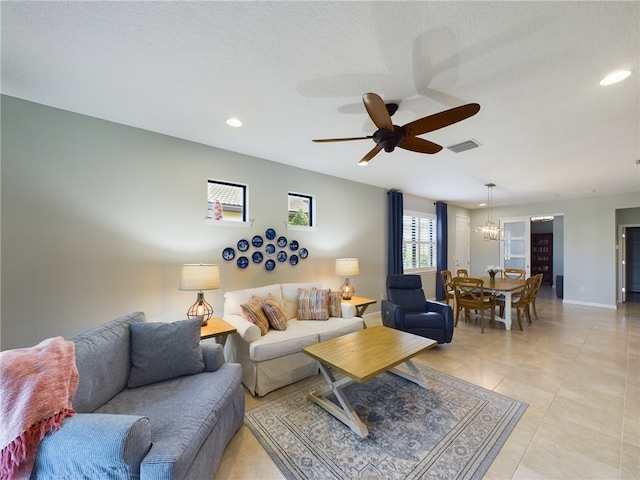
[1,96,391,349]
[468,193,639,308]
[2,96,637,349]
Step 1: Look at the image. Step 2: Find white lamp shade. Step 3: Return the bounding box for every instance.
[335,258,359,276]
[179,264,220,291]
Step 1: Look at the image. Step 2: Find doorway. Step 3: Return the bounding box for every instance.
[455,215,470,273]
[624,226,640,303]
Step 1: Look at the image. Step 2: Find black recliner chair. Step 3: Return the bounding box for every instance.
[381,274,454,344]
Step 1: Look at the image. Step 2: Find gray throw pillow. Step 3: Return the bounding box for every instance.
[128,318,205,388]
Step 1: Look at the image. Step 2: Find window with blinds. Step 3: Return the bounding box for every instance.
[402,211,437,272]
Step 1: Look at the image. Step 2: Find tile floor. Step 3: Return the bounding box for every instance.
[215,287,639,479]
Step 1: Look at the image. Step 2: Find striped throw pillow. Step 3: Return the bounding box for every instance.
[263,293,288,330]
[297,288,330,320]
[328,290,343,318]
[240,296,269,335]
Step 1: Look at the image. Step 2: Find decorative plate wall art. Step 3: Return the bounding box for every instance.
[223,228,309,269]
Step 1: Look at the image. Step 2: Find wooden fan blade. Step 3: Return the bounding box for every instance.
[363,93,394,131]
[312,136,372,143]
[399,137,443,154]
[358,145,383,165]
[403,103,480,137]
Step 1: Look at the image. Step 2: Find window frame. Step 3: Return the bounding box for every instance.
[287,191,315,229]
[206,179,249,224]
[402,210,437,273]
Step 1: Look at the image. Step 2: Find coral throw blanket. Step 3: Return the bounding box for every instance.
[0,337,79,480]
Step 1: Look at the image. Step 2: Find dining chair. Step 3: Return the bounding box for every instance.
[529,273,544,320]
[456,269,469,277]
[440,270,455,305]
[501,268,526,280]
[452,277,496,333]
[496,276,537,330]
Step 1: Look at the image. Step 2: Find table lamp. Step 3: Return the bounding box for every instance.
[179,264,220,325]
[335,258,359,300]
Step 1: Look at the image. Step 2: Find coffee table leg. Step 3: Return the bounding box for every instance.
[308,362,369,438]
[389,359,430,389]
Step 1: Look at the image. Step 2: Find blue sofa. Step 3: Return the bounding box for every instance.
[31,312,244,480]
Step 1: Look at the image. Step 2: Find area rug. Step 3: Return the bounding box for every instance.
[245,364,527,480]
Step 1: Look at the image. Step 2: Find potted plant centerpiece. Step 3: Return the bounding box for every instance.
[486,265,502,282]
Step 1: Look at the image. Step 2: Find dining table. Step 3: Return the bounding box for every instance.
[479,276,526,331]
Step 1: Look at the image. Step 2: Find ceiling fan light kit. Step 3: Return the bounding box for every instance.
[476,183,503,241]
[313,92,480,165]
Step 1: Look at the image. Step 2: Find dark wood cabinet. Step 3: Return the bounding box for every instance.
[531,233,553,285]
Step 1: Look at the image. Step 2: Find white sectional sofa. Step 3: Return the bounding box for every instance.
[223,282,364,396]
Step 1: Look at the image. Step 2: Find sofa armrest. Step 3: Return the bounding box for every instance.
[340,302,357,318]
[426,300,454,342]
[381,300,405,329]
[223,314,261,343]
[201,342,224,371]
[33,413,151,479]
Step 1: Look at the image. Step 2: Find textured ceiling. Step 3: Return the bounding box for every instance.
[2,1,639,208]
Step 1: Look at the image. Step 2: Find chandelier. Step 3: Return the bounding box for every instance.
[476,183,502,241]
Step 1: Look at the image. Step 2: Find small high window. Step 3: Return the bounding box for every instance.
[288,192,314,227]
[207,180,247,222]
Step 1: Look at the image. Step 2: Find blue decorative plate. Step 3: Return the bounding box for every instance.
[222,247,235,261]
[237,239,249,252]
[277,251,287,263]
[289,254,299,266]
[237,256,249,269]
[265,228,276,240]
[265,243,276,255]
[252,251,263,264]
[265,259,276,271]
[252,235,263,248]
[299,248,308,259]
[277,236,287,248]
[289,240,299,251]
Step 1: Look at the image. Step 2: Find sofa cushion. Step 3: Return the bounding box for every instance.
[248,320,319,362]
[297,288,330,320]
[302,317,364,342]
[128,318,205,388]
[281,282,322,319]
[240,296,270,335]
[72,312,146,413]
[404,311,446,329]
[263,293,288,330]
[97,364,242,480]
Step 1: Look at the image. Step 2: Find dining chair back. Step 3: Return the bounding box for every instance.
[529,273,544,320]
[456,269,469,277]
[497,276,537,330]
[502,268,526,280]
[452,277,496,334]
[440,270,455,305]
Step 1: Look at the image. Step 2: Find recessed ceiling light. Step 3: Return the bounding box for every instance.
[478,202,487,207]
[599,70,632,86]
[226,118,243,127]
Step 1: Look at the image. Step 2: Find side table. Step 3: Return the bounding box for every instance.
[200,317,237,346]
[345,296,377,317]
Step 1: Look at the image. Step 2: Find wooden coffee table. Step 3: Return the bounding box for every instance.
[302,326,437,437]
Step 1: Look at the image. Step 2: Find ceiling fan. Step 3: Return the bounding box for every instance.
[313,93,480,165]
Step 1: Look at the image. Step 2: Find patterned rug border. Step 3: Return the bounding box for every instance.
[245,364,527,480]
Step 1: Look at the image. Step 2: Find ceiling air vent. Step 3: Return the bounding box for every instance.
[447,139,480,153]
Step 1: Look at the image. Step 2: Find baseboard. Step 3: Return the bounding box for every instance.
[562,299,617,309]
